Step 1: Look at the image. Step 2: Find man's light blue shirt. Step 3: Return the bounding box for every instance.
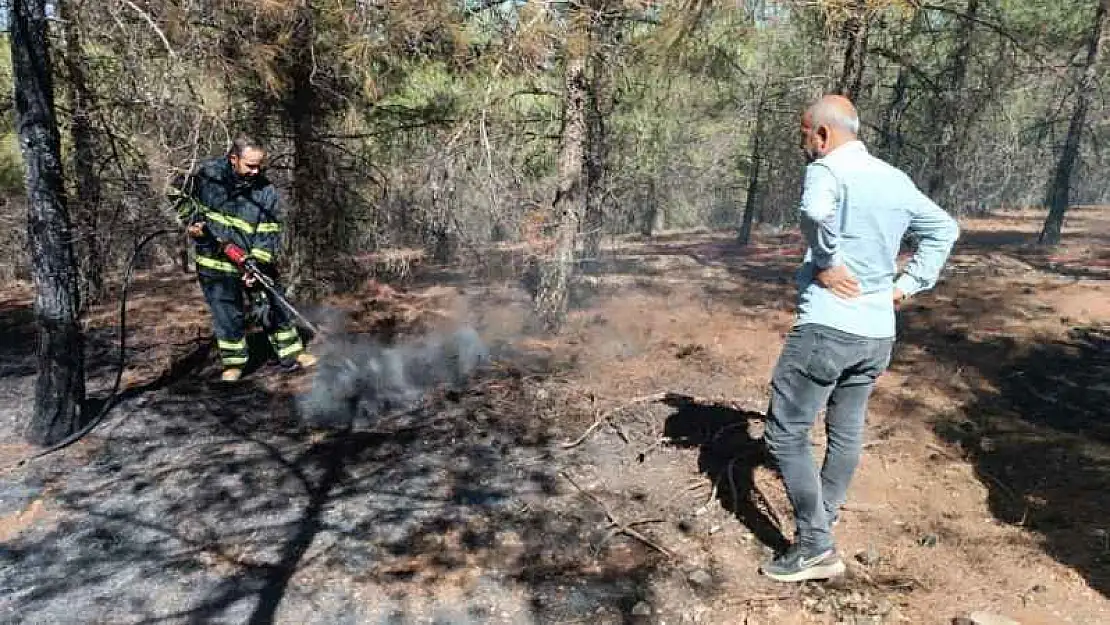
[793,140,961,339]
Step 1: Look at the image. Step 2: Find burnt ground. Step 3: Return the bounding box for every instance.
[0,318,665,624]
[1,206,1109,624]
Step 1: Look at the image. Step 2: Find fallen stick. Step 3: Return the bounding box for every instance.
[862,436,913,450]
[841,502,888,513]
[979,468,1023,503]
[922,440,1025,505]
[560,471,677,560]
[926,442,961,459]
[560,392,668,449]
[560,391,756,449]
[721,593,800,607]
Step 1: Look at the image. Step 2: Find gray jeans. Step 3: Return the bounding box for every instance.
[763,323,893,553]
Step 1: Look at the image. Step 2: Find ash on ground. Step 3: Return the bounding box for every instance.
[296,326,491,429]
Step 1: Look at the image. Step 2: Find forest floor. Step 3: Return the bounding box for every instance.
[0,206,1108,625]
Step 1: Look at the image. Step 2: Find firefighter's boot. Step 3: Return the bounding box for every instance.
[279,351,317,373]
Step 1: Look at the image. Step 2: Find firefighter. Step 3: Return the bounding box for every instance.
[170,135,317,382]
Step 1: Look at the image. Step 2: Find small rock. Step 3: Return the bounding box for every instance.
[687,569,713,588]
[855,545,881,566]
[875,597,894,615]
[0,484,43,517]
[631,601,652,617]
[953,611,1021,625]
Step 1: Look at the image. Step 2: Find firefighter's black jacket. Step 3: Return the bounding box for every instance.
[169,156,283,278]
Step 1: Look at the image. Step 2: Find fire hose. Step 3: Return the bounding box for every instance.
[202,224,321,337]
[7,224,319,469]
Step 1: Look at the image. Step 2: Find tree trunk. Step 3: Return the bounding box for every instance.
[878,67,910,165]
[738,83,768,246]
[12,0,87,445]
[582,8,614,268]
[926,0,979,202]
[1040,0,1108,245]
[61,0,106,306]
[533,42,588,333]
[836,0,870,101]
[426,164,455,264]
[640,179,662,237]
[284,5,332,297]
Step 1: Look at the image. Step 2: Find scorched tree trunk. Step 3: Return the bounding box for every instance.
[11,0,87,445]
[533,41,588,333]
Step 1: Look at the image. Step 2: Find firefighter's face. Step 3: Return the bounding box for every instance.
[230,147,265,178]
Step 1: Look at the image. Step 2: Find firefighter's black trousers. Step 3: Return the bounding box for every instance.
[198,274,305,370]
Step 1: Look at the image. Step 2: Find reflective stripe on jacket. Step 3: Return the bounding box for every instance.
[169,156,283,276]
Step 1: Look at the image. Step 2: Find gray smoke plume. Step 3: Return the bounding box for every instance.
[296,326,491,428]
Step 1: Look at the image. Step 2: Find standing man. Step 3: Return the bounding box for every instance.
[171,136,317,382]
[759,95,960,582]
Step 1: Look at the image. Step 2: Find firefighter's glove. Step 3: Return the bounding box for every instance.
[248,289,272,327]
[186,222,206,239]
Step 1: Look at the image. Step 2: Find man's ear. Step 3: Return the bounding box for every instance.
[816,125,830,145]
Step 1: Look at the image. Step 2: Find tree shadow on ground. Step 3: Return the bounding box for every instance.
[936,205,1110,281]
[1,343,664,624]
[0,298,209,383]
[0,297,213,439]
[585,220,1110,598]
[912,316,1110,598]
[881,241,1110,599]
[548,232,802,322]
[660,393,789,553]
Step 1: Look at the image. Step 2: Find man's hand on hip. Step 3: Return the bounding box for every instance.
[815,264,861,299]
[893,287,907,310]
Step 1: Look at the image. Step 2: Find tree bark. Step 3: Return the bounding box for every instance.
[283,5,334,296]
[1040,0,1108,245]
[582,7,615,268]
[926,0,979,203]
[837,0,870,101]
[533,39,588,333]
[12,0,87,445]
[61,0,106,305]
[878,67,910,165]
[738,82,768,246]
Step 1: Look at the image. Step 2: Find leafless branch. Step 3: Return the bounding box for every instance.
[560,471,678,560]
[120,0,177,58]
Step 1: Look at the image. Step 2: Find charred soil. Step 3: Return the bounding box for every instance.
[1,207,1108,624]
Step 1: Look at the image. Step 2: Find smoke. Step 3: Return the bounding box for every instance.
[296,325,492,428]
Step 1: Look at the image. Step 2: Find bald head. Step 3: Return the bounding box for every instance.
[799,94,861,162]
[805,95,860,136]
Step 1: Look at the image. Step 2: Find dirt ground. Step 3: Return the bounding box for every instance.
[0,206,1108,624]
